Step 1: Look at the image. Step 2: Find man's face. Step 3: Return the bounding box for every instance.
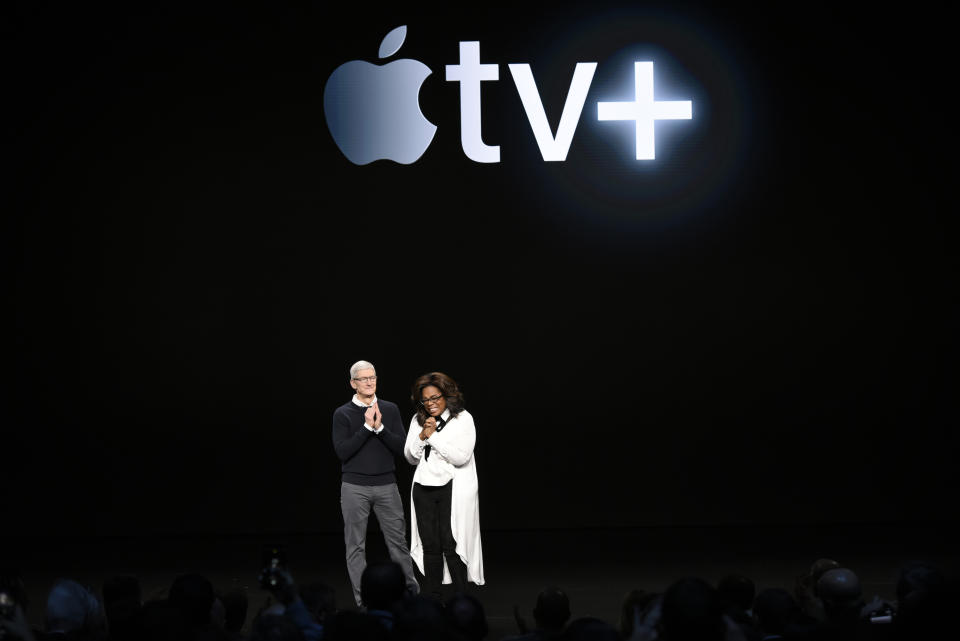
[350,368,377,397]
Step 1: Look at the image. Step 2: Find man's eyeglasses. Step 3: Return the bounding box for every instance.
[353,376,377,383]
[420,394,444,405]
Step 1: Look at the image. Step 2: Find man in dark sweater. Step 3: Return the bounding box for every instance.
[333,360,419,607]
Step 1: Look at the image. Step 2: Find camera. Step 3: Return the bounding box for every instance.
[257,545,289,591]
[866,602,895,624]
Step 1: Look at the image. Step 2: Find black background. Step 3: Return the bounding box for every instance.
[5,1,956,536]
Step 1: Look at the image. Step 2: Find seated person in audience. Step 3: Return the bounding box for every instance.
[505,587,571,641]
[752,588,800,640]
[39,579,106,641]
[392,595,447,641]
[361,562,407,631]
[893,562,952,640]
[795,558,840,622]
[168,574,226,641]
[619,590,658,640]
[717,575,760,640]
[811,568,874,641]
[658,577,745,641]
[101,575,142,641]
[258,569,323,641]
[298,581,335,626]
[445,594,488,641]
[219,589,247,641]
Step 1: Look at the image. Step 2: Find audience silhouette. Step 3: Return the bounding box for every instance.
[0,557,955,641]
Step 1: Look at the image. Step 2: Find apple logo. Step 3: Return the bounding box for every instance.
[323,26,437,165]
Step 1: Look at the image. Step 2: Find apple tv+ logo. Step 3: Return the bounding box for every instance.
[323,26,693,165]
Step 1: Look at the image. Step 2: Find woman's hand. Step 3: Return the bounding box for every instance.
[420,416,437,440]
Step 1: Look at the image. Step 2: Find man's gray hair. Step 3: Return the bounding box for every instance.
[349,360,376,380]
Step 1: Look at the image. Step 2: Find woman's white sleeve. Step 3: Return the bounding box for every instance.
[427,412,476,467]
[404,415,426,465]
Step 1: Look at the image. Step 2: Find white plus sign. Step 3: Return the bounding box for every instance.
[597,61,692,160]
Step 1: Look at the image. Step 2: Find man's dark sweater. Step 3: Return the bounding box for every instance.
[332,398,407,486]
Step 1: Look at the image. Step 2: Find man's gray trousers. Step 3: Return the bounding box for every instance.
[340,481,420,606]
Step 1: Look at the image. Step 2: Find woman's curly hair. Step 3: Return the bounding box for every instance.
[411,372,465,426]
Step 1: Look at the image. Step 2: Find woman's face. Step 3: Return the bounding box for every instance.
[420,385,447,417]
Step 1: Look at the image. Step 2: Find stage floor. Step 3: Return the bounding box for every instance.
[7,523,958,638]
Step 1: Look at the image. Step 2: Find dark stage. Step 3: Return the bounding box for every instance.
[4,0,958,636]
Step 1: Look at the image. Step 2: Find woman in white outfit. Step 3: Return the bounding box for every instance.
[404,372,484,599]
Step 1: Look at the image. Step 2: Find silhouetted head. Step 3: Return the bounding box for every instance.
[445,593,488,641]
[717,574,755,613]
[534,586,571,632]
[660,577,725,641]
[817,568,862,608]
[808,559,840,593]
[817,568,863,625]
[393,595,447,641]
[361,562,406,611]
[168,573,215,628]
[45,578,104,634]
[753,588,798,635]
